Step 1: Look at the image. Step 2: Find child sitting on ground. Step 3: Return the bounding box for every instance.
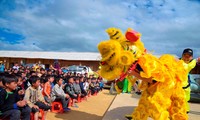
[51,76,71,112]
[24,76,51,120]
[0,74,31,120]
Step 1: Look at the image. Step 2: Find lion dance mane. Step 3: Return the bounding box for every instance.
[97,28,188,120]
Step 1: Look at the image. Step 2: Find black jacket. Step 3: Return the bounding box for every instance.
[0,89,20,114]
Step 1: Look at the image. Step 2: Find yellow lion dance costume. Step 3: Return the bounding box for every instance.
[98,28,188,120]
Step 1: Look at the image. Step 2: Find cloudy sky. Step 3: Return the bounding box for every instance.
[0,0,200,58]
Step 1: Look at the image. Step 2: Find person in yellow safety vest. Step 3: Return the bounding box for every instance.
[181,48,200,113]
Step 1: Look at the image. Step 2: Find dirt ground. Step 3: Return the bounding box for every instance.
[47,89,116,120]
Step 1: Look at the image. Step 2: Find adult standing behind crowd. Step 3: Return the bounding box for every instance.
[180,48,200,113]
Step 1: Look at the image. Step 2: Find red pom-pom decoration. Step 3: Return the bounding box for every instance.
[125,30,139,42]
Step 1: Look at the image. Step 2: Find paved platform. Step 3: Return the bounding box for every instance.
[103,93,200,120]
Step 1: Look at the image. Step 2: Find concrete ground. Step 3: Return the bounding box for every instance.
[46,89,199,120]
[103,93,200,120]
[46,89,116,120]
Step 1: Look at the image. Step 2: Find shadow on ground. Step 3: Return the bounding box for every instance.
[189,110,200,115]
[50,110,102,120]
[103,92,117,96]
[131,93,141,99]
[103,106,137,120]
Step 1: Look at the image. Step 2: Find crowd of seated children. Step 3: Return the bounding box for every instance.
[24,76,51,120]
[0,64,106,119]
[51,76,71,112]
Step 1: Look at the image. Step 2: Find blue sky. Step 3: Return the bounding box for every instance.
[0,0,200,58]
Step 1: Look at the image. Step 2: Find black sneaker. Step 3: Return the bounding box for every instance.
[135,91,141,95]
[125,115,132,120]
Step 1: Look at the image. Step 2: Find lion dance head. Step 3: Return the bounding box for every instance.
[97,27,145,81]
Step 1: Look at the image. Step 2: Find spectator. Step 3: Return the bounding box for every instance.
[33,63,40,72]
[0,73,5,91]
[0,74,31,120]
[20,72,27,89]
[40,68,46,76]
[49,64,56,71]
[79,76,87,98]
[89,77,98,95]
[83,78,89,92]
[15,74,25,100]
[30,71,37,76]
[24,76,50,120]
[39,76,45,92]
[85,78,91,95]
[42,75,54,104]
[53,60,60,71]
[36,68,42,77]
[47,69,52,75]
[65,77,78,108]
[13,69,18,74]
[0,61,5,73]
[12,63,19,71]
[97,77,104,91]
[51,76,71,112]
[73,77,82,97]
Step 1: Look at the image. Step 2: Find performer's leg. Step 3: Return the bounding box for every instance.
[122,78,128,93]
[184,87,191,112]
[131,90,149,120]
[131,82,171,120]
[147,91,171,120]
[127,79,132,93]
[169,88,188,120]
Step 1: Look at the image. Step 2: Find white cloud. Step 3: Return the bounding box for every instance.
[0,0,200,58]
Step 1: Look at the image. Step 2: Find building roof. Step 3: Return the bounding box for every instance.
[0,51,101,61]
[0,51,179,61]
